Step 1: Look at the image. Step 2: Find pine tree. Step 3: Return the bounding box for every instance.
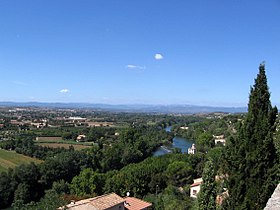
[224,64,279,209]
[198,160,217,210]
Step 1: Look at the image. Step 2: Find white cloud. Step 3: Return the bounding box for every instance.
[126,64,146,70]
[60,89,70,93]
[126,64,137,69]
[154,53,163,60]
[12,81,28,86]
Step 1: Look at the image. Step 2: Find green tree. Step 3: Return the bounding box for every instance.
[206,147,223,172]
[165,161,193,187]
[145,185,193,210]
[52,180,70,195]
[34,189,67,210]
[0,171,14,208]
[12,183,31,208]
[70,168,104,197]
[197,160,216,210]
[196,132,214,152]
[11,163,43,204]
[224,64,279,209]
[18,189,68,210]
[40,150,91,187]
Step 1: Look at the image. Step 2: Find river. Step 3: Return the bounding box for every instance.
[153,126,194,156]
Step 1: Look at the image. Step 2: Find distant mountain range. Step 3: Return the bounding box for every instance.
[0,101,247,114]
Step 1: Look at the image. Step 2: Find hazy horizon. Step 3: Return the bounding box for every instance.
[0,100,249,108]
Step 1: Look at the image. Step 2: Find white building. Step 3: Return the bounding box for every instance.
[180,126,189,130]
[213,135,226,146]
[188,144,196,154]
[190,178,203,198]
[76,134,86,142]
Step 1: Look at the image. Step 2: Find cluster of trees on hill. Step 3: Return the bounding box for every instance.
[0,135,68,160]
[6,153,206,210]
[0,124,174,208]
[0,150,91,208]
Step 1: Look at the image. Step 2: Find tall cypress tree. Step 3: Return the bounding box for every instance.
[198,160,217,210]
[224,64,279,209]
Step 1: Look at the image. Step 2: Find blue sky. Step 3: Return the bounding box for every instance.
[1,0,280,106]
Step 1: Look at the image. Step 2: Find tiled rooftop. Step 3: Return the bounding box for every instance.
[124,197,152,210]
[190,181,202,187]
[65,193,125,210]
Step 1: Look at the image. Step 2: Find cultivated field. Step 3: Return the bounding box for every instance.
[35,136,63,141]
[0,149,43,173]
[37,143,92,150]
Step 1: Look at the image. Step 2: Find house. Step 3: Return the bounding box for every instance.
[213,135,226,146]
[59,193,152,210]
[190,175,229,204]
[216,189,229,205]
[76,134,86,142]
[31,122,46,128]
[87,122,114,127]
[188,144,196,154]
[60,193,125,210]
[10,120,24,126]
[69,117,87,122]
[180,126,189,130]
[213,135,224,139]
[190,177,203,198]
[214,138,226,146]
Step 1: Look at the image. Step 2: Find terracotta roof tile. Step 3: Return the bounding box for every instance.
[124,197,152,210]
[191,181,202,187]
[65,193,125,210]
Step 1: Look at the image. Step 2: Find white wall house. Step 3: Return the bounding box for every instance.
[214,138,226,146]
[190,178,203,198]
[213,135,226,146]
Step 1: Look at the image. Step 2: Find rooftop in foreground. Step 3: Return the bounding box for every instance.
[58,193,152,210]
[124,197,152,210]
[60,193,125,210]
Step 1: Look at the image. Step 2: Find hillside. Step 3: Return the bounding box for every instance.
[0,150,43,173]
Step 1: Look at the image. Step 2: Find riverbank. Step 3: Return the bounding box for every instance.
[153,126,193,156]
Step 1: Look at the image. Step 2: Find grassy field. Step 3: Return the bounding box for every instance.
[0,149,43,173]
[37,142,92,150]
